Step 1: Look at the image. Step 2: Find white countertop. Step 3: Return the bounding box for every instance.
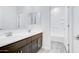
[0,29,42,47]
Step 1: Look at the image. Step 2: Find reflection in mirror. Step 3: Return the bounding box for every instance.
[28,12,41,24]
[16,6,41,29]
[0,6,41,30]
[16,6,24,29]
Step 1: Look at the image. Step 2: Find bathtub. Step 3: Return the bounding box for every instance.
[50,34,65,43]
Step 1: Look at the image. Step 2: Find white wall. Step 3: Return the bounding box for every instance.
[72,7,79,52]
[40,6,51,49]
[51,7,66,36]
[0,7,17,29]
[0,7,3,29]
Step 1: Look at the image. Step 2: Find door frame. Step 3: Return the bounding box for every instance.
[68,6,74,53]
[49,6,72,53]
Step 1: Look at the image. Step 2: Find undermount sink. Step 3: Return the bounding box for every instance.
[5,32,13,37]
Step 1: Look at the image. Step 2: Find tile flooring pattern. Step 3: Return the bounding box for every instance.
[38,41,67,53]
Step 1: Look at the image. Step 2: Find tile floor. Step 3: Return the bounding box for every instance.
[38,41,67,53]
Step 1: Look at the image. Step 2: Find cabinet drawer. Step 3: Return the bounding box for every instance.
[0,37,31,53]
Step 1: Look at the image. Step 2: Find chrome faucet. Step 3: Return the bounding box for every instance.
[28,29,31,32]
[6,32,13,37]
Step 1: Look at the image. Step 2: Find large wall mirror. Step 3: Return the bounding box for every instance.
[0,6,41,30]
[16,6,41,29]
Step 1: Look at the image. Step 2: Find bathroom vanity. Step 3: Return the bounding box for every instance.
[0,32,42,53]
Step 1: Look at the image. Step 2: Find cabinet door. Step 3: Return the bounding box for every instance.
[32,40,38,53]
[38,37,42,49]
[20,43,32,53]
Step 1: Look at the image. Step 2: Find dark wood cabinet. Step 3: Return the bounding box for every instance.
[20,43,32,53]
[32,39,38,53]
[38,37,42,49]
[0,33,42,53]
